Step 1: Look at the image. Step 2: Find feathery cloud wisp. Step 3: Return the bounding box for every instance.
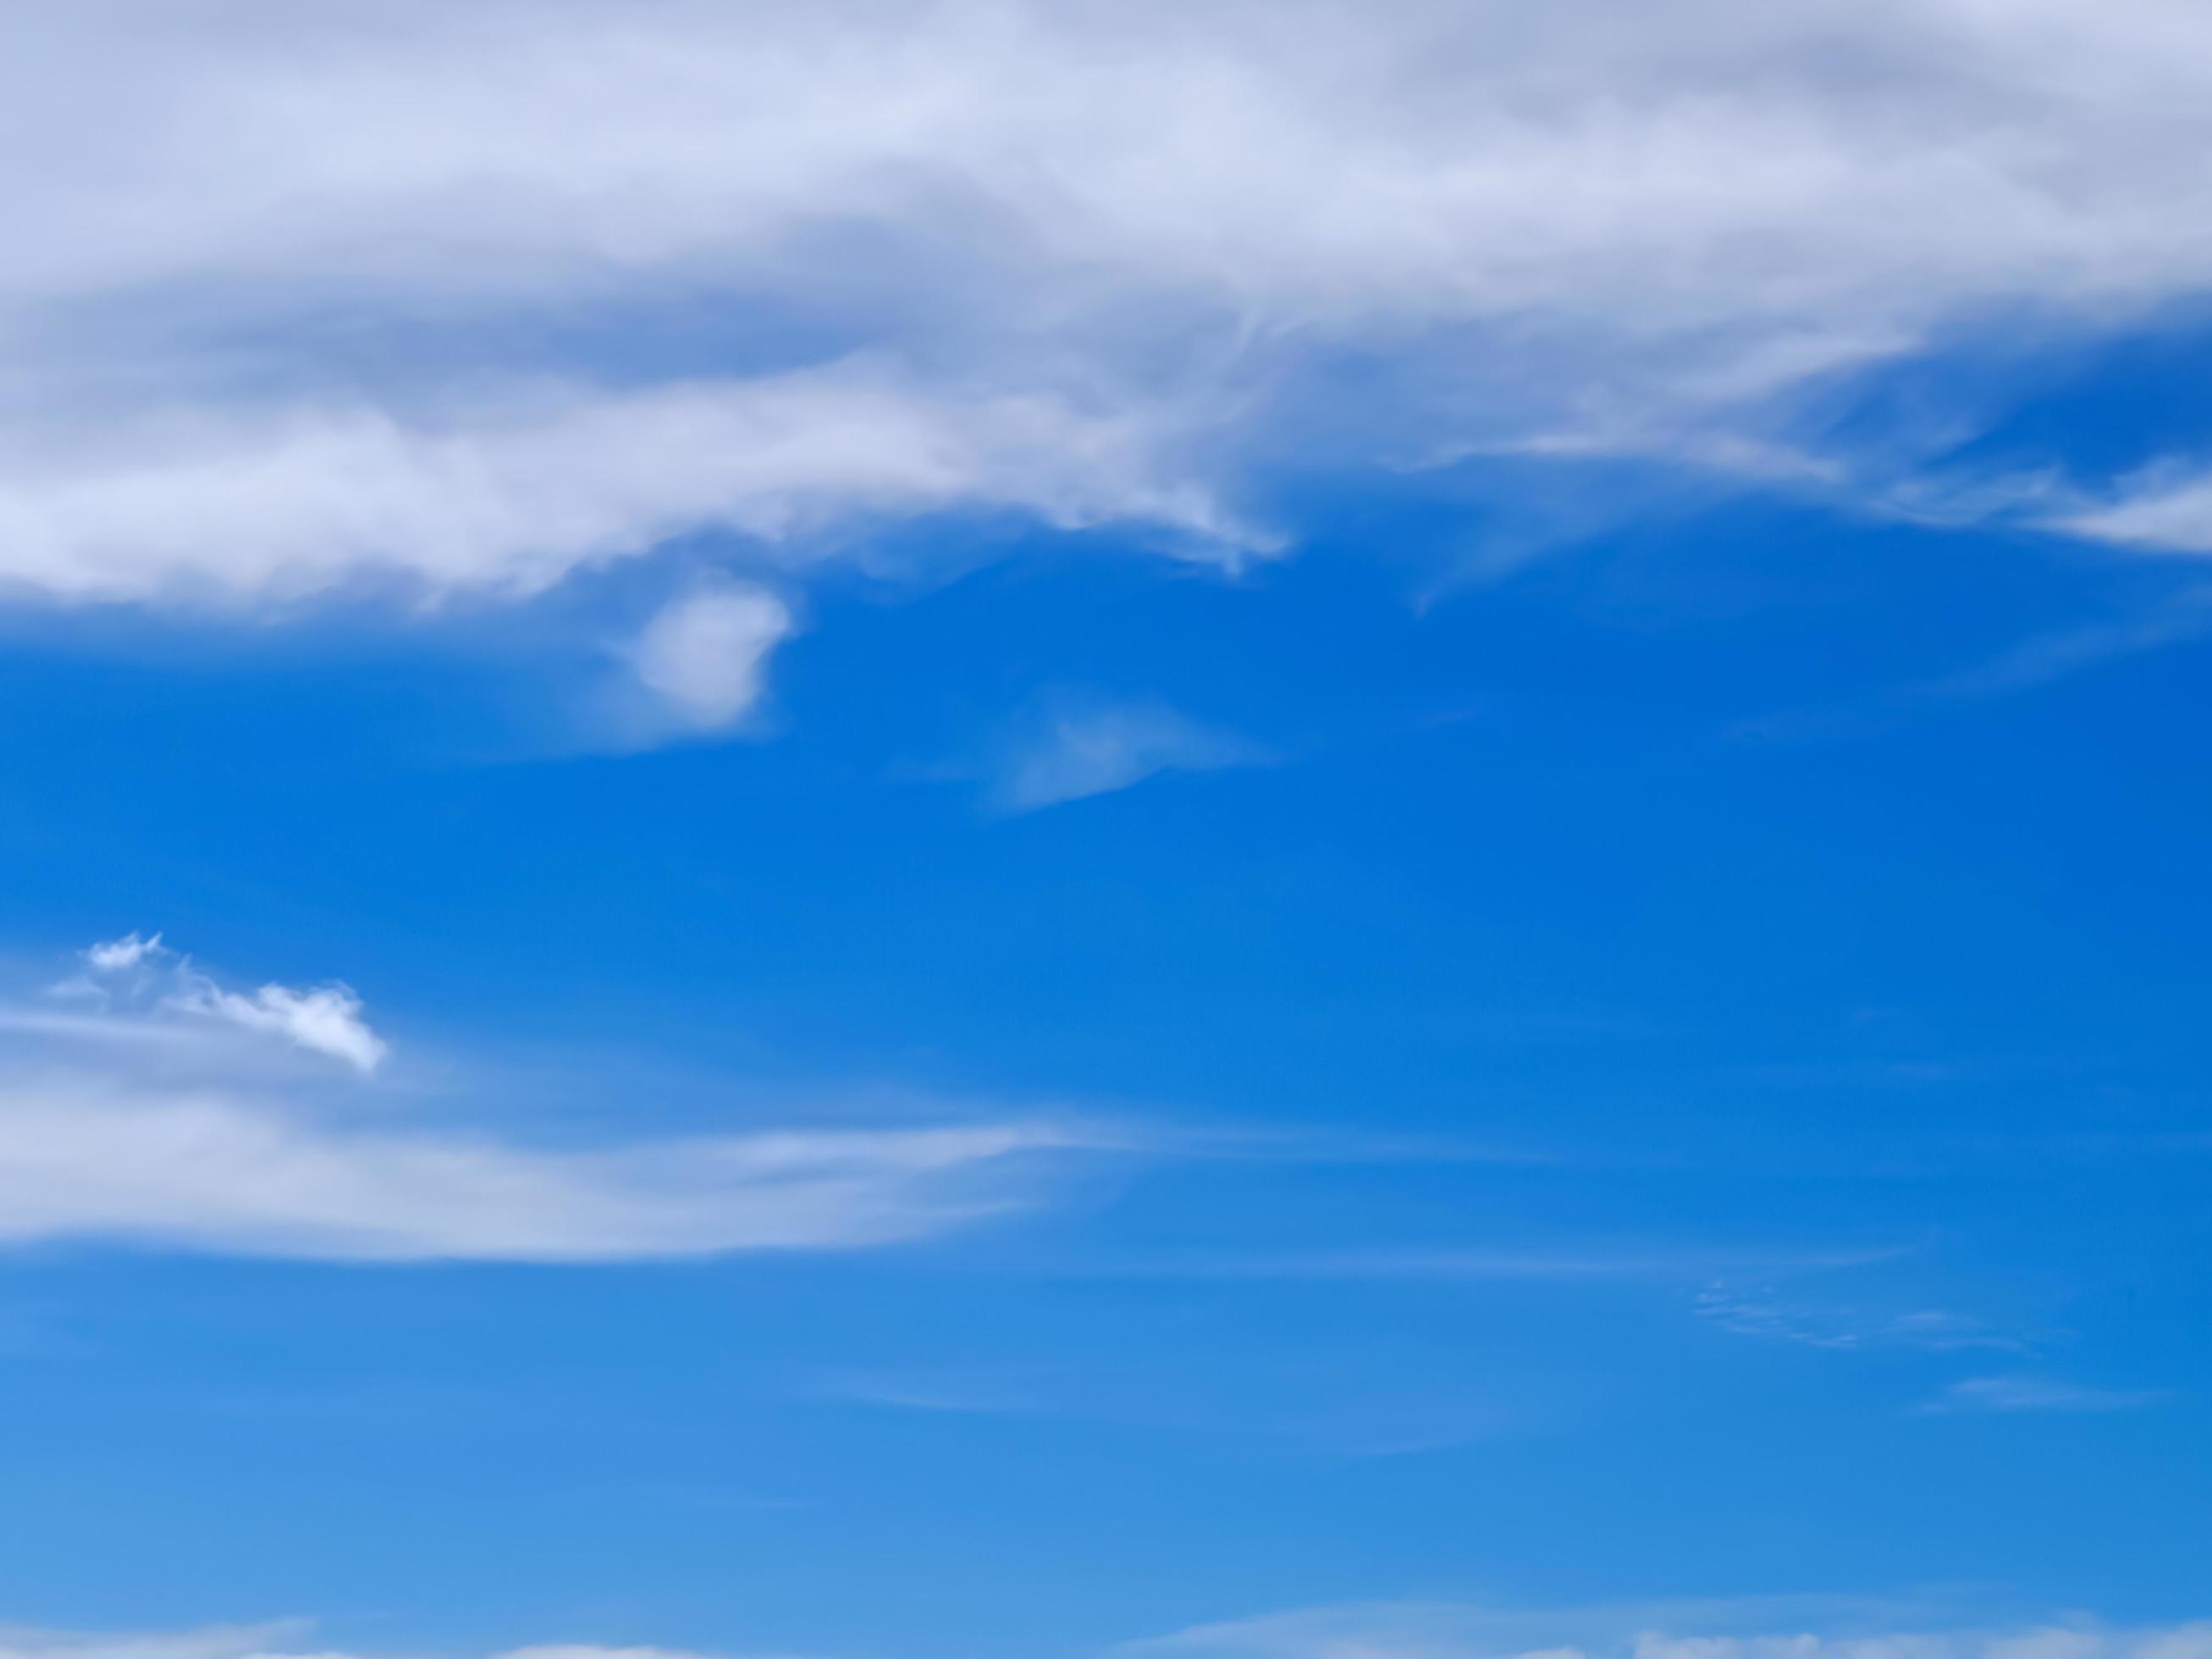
[76,934,387,1072]
[1127,1607,2212,1659]
[0,1627,807,1659]
[0,1087,1106,1261]
[988,699,1269,813]
[1,939,1118,1261]
[1917,1376,2170,1415]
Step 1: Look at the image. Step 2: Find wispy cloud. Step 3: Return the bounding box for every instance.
[12,0,2212,621]
[1916,1376,2170,1415]
[82,931,166,973]
[1121,1604,2212,1659]
[68,933,387,1072]
[0,1626,808,1659]
[0,941,1127,1263]
[1142,1244,1905,1285]
[2053,467,2212,556]
[805,1368,1050,1416]
[0,1086,1108,1262]
[0,368,1251,607]
[1694,1284,2022,1353]
[1919,585,2212,700]
[985,697,1271,813]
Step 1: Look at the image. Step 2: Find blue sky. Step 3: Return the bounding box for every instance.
[0,4,2209,1659]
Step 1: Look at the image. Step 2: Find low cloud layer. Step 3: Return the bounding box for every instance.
[1129,1608,2212,1659]
[16,1610,2201,1659]
[0,1629,801,1659]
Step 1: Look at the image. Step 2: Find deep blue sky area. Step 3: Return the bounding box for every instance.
[3,8,2212,1658]
[2,465,2209,1656]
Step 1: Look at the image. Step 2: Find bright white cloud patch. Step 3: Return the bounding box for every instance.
[6,0,2212,610]
[83,931,167,973]
[163,981,387,1074]
[990,699,1268,813]
[76,934,387,1072]
[628,583,795,730]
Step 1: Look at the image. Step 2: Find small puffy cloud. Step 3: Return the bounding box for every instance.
[0,1623,327,1659]
[161,980,388,1074]
[74,935,387,1073]
[627,582,795,732]
[83,932,168,973]
[989,697,1270,813]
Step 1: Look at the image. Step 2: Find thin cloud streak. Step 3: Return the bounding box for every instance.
[0,1085,1112,1262]
[0,1626,808,1659]
[0,939,1127,1264]
[985,697,1271,814]
[1917,1375,2171,1415]
[1133,1244,1909,1284]
[1123,1605,2212,1659]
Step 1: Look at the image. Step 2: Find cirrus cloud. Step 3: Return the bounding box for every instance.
[0,938,1123,1262]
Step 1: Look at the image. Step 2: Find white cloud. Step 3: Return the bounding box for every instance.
[75,935,388,1072]
[2051,469,2212,555]
[1692,1282,2022,1354]
[1917,587,2212,697]
[6,1,2212,609]
[0,1071,1108,1264]
[0,939,1122,1262]
[0,367,1250,606]
[1124,1610,2212,1659]
[0,1629,804,1659]
[989,698,1269,813]
[161,981,387,1074]
[0,1623,334,1659]
[627,582,794,731]
[17,1619,2211,1659]
[1917,1376,2169,1414]
[83,931,168,973]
